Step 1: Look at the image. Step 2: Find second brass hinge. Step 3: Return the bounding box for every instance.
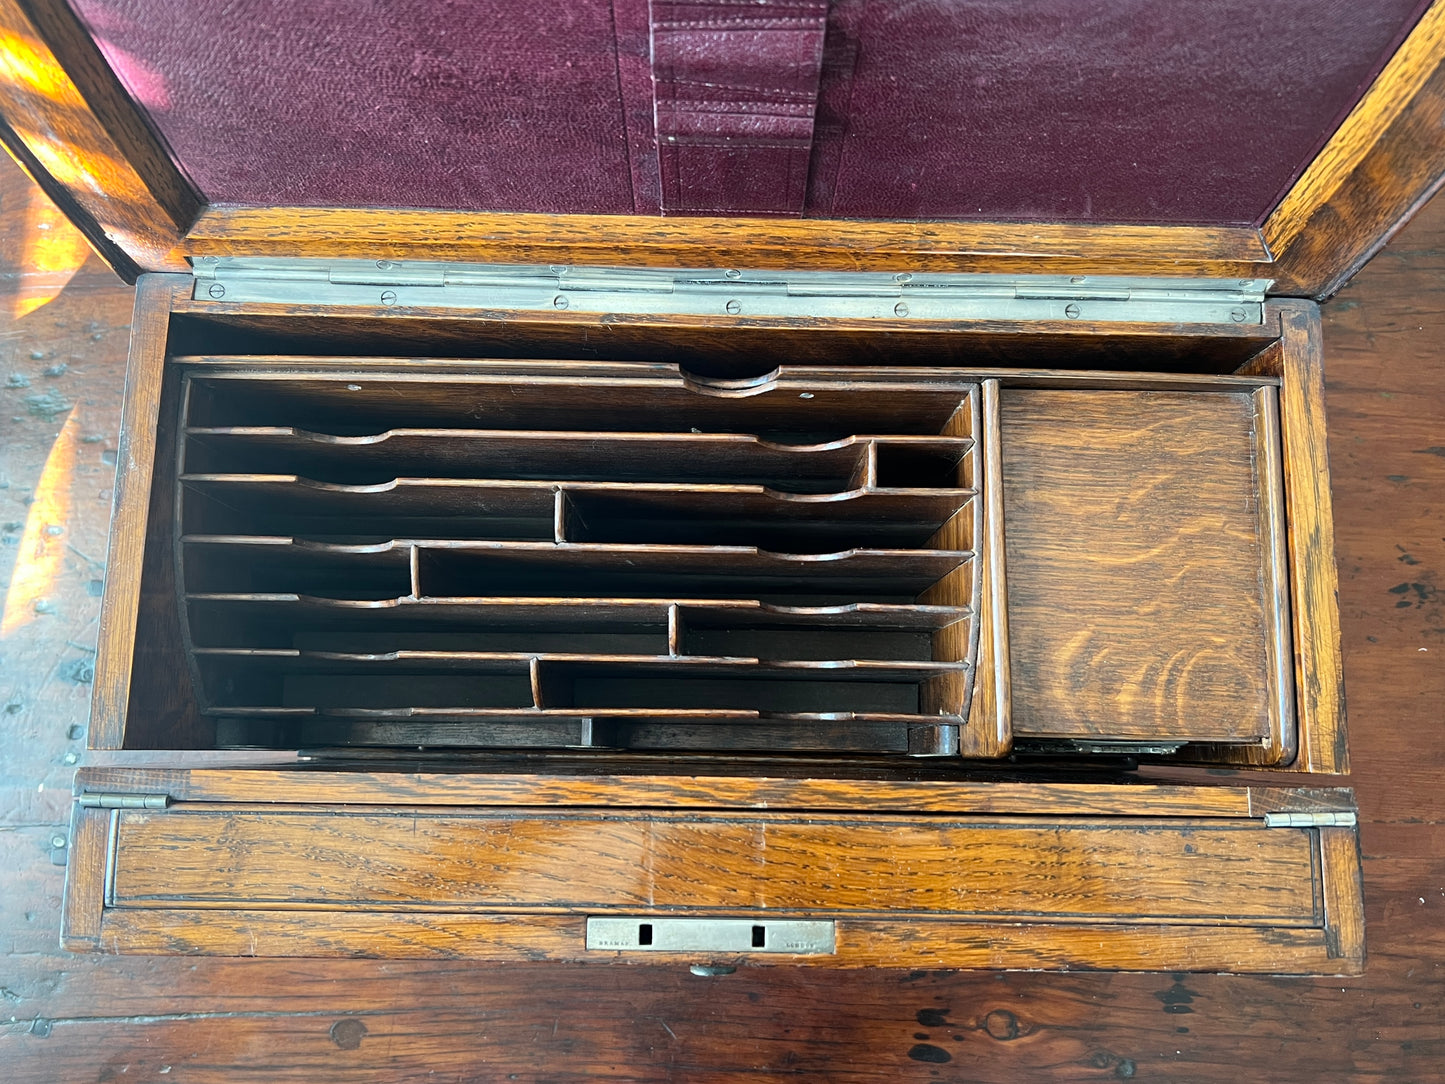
[77,792,170,810]
[1262,811,1357,828]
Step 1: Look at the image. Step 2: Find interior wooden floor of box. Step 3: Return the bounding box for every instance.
[0,154,1443,1082]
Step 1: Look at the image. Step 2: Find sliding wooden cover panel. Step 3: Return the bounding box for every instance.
[1000,386,1294,757]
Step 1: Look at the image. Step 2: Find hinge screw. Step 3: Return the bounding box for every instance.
[894,302,910,317]
[1230,307,1247,322]
[50,835,66,849]
[893,272,912,284]
[380,290,398,305]
[1070,276,1086,284]
[725,299,742,315]
[724,269,741,280]
[1238,280,1253,287]
[207,283,225,299]
[550,265,569,276]
[376,260,397,270]
[553,295,570,310]
[1064,303,1081,319]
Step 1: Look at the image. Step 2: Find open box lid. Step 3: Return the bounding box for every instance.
[1,0,1443,295]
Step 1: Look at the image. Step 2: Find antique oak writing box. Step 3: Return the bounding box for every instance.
[6,0,1444,973]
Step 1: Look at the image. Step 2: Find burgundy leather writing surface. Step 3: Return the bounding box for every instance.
[811,0,1430,225]
[68,0,1429,226]
[70,0,637,214]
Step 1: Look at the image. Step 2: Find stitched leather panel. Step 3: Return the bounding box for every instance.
[67,0,1429,224]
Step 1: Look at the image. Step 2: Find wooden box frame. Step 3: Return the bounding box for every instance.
[49,274,1362,974]
[89,278,1346,773]
[5,0,1438,974]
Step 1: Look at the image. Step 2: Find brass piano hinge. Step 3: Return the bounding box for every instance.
[1262,811,1357,828]
[190,257,1273,326]
[77,792,170,810]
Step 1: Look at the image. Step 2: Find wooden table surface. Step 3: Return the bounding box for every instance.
[0,157,1441,1082]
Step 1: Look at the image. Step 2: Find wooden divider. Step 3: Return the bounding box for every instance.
[174,366,982,756]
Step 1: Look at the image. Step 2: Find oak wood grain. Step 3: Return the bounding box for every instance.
[960,379,1011,757]
[8,155,1445,1083]
[0,0,190,276]
[1000,388,1284,744]
[1320,826,1367,963]
[1264,0,1445,258]
[58,804,108,948]
[1267,0,1445,298]
[1177,384,1301,768]
[11,0,200,228]
[89,274,187,748]
[1240,304,1349,773]
[1278,303,1350,773]
[92,910,1343,975]
[169,302,1286,380]
[76,765,1330,815]
[106,807,1319,921]
[184,207,1269,275]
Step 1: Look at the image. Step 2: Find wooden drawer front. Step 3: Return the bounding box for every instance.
[63,772,1364,972]
[107,808,1319,922]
